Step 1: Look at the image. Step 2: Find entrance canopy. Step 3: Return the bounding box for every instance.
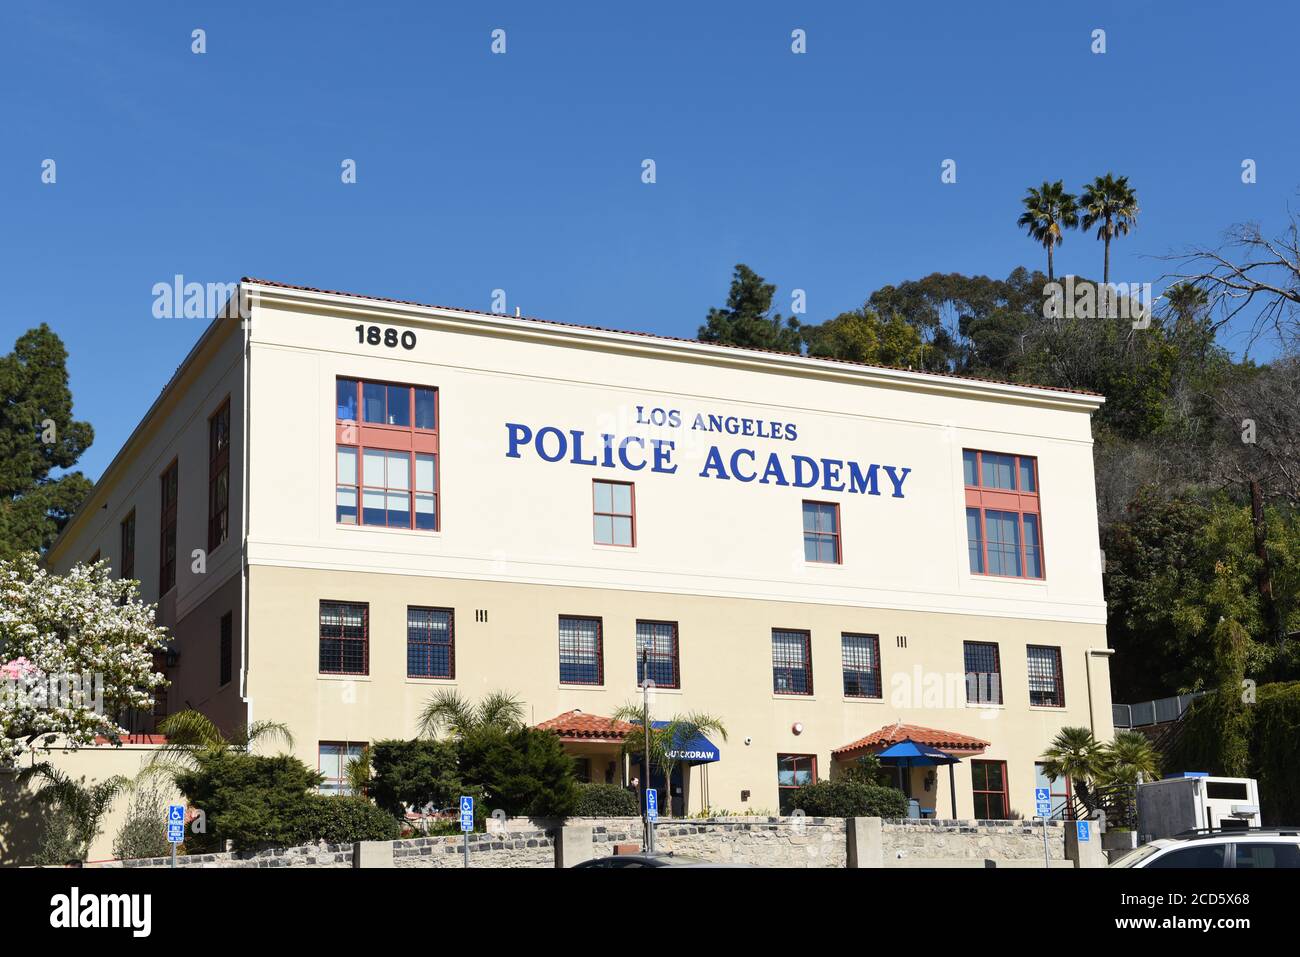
[832,721,990,761]
[652,720,721,765]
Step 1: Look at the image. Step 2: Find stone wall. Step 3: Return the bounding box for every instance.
[883,819,1067,864]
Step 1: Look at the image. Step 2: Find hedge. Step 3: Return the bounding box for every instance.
[784,779,908,818]
[572,782,639,816]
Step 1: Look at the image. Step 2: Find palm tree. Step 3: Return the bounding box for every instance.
[1080,173,1139,284]
[418,689,525,741]
[17,763,128,862]
[144,709,295,776]
[1018,180,1079,281]
[1040,726,1106,813]
[608,704,727,818]
[1099,731,1161,787]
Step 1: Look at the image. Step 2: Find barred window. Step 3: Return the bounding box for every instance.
[559,616,603,685]
[963,641,1002,705]
[773,629,813,695]
[636,620,679,689]
[320,602,369,675]
[1026,645,1064,707]
[408,607,455,679]
[842,633,881,698]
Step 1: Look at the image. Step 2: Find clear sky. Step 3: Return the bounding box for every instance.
[2,0,1297,481]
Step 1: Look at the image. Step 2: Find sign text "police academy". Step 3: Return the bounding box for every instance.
[504,422,912,497]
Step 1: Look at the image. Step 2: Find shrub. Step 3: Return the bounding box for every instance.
[292,795,401,844]
[112,780,172,861]
[457,725,577,817]
[173,750,323,852]
[785,778,908,818]
[369,738,461,817]
[572,782,639,816]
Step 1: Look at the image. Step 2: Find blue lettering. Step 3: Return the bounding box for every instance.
[884,465,911,498]
[651,439,678,474]
[761,453,789,487]
[821,458,845,492]
[730,448,756,482]
[699,446,730,480]
[848,462,880,496]
[618,436,647,471]
[536,426,566,463]
[569,430,596,466]
[792,455,819,489]
[505,423,532,458]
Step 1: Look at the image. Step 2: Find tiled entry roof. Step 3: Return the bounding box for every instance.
[833,721,990,758]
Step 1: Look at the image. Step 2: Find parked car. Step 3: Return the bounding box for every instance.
[1110,828,1300,868]
[574,853,750,869]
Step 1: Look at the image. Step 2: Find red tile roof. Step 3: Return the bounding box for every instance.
[242,277,1104,399]
[832,721,990,758]
[536,710,637,741]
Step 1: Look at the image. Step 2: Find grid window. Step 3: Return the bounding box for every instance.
[772,629,813,695]
[559,616,603,685]
[802,501,841,563]
[777,754,817,813]
[594,481,635,546]
[335,378,438,532]
[962,449,1044,580]
[636,620,680,689]
[120,511,136,581]
[971,760,1010,819]
[1026,645,1065,707]
[319,741,366,796]
[320,602,369,675]
[407,607,455,679]
[964,641,1003,705]
[159,461,178,594]
[842,633,882,698]
[208,398,230,551]
[219,612,232,687]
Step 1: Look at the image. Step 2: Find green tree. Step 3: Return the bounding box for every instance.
[0,325,94,559]
[1017,180,1079,282]
[802,308,927,368]
[1097,731,1162,787]
[17,762,128,863]
[456,724,578,818]
[368,738,461,817]
[697,264,803,353]
[112,777,173,861]
[608,705,727,817]
[146,709,295,777]
[1080,173,1139,284]
[1039,726,1106,813]
[417,688,525,741]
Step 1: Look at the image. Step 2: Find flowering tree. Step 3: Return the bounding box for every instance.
[0,553,168,763]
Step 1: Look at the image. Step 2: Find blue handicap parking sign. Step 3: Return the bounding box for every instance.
[646,788,658,820]
[1076,820,1091,842]
[167,804,185,824]
[1034,788,1050,803]
[459,795,474,832]
[167,823,185,844]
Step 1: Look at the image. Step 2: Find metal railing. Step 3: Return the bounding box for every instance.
[1112,691,1206,729]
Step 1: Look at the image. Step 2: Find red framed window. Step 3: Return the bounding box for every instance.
[772,629,813,695]
[208,398,231,551]
[636,620,680,689]
[335,378,438,531]
[842,633,882,698]
[319,741,367,795]
[802,501,841,563]
[319,601,369,675]
[971,760,1010,819]
[593,480,635,546]
[777,753,817,813]
[159,460,178,594]
[964,640,1003,705]
[963,449,1043,579]
[120,510,135,581]
[407,607,455,679]
[1026,645,1065,707]
[559,616,603,685]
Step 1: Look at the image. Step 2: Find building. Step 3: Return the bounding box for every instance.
[46,278,1114,819]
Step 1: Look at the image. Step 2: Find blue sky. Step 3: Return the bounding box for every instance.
[2,1,1297,481]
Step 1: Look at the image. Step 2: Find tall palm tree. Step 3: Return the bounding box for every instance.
[1018,180,1079,281]
[418,689,525,741]
[144,709,295,776]
[609,704,727,818]
[17,763,128,862]
[1040,726,1105,813]
[1080,173,1139,284]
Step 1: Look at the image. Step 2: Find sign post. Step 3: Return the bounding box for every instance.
[1033,788,1052,868]
[459,796,474,868]
[166,804,186,868]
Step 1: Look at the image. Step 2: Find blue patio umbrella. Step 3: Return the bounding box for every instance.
[874,738,961,818]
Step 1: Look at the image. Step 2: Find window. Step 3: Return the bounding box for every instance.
[1145,845,1228,869]
[319,741,367,795]
[559,616,603,685]
[1235,843,1300,868]
[335,378,438,531]
[777,754,817,813]
[962,449,1043,579]
[571,757,592,782]
[636,620,680,689]
[842,633,882,698]
[593,480,635,546]
[772,629,813,695]
[219,612,233,687]
[964,641,1003,705]
[1034,762,1072,820]
[319,601,369,675]
[1026,645,1065,707]
[802,501,841,563]
[120,511,135,581]
[971,760,1009,819]
[208,398,230,551]
[159,460,178,594]
[407,607,454,678]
